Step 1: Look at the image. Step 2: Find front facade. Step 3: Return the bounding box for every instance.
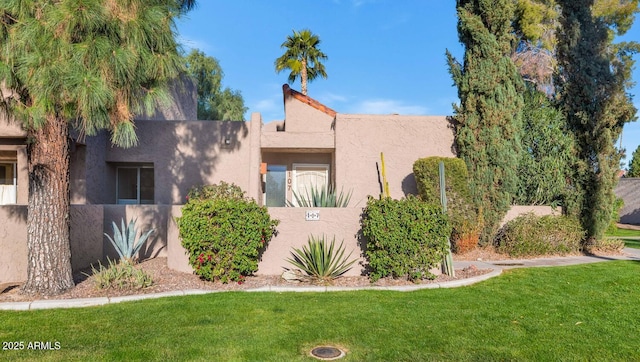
[0,83,456,282]
[0,83,455,208]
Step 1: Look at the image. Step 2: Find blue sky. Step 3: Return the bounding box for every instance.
[176,1,640,167]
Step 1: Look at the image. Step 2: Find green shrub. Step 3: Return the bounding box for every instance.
[186,181,245,202]
[88,258,153,290]
[494,213,585,257]
[413,157,479,251]
[286,235,357,284]
[178,182,278,283]
[361,196,451,282]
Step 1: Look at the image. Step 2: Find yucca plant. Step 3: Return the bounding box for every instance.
[104,218,155,264]
[288,184,353,207]
[286,235,357,284]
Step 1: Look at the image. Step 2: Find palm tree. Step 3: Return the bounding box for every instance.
[275,29,328,95]
[0,0,194,295]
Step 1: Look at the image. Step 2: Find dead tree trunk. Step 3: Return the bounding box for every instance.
[22,115,74,295]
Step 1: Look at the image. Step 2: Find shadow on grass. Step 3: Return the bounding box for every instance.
[623,239,640,249]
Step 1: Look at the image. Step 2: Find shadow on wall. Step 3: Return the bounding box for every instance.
[446,116,459,156]
[620,207,640,225]
[165,121,249,204]
[2,204,27,223]
[138,76,198,121]
[401,173,418,197]
[102,205,172,262]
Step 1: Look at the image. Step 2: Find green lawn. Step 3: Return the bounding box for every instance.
[621,238,640,249]
[606,227,640,238]
[2,261,640,361]
[606,228,640,248]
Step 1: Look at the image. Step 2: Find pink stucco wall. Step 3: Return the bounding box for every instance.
[257,207,365,276]
[0,120,25,138]
[166,206,365,277]
[282,87,335,133]
[334,114,456,206]
[501,205,561,227]
[0,206,27,283]
[0,205,174,284]
[134,75,198,121]
[105,120,254,205]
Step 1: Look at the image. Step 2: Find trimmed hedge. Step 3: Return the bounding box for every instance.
[178,182,278,283]
[361,196,451,282]
[494,213,584,257]
[413,157,478,252]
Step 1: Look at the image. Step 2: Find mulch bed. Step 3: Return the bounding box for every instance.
[0,257,492,303]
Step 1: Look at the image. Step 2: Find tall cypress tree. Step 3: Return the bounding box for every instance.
[447,0,525,243]
[555,0,636,243]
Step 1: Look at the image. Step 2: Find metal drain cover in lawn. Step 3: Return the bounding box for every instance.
[310,346,345,360]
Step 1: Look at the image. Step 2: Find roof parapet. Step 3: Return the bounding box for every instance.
[282,84,337,118]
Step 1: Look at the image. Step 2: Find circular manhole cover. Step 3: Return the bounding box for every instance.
[310,346,345,360]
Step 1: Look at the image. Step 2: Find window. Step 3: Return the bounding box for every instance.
[292,164,329,206]
[116,166,154,204]
[265,165,287,207]
[0,162,17,205]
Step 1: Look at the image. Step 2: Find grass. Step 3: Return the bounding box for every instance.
[606,227,640,238]
[621,238,640,249]
[606,227,640,249]
[2,261,640,361]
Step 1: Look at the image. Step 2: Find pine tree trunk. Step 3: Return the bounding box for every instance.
[22,115,74,295]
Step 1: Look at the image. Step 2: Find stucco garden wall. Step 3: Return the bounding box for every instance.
[0,206,27,284]
[257,207,365,276]
[0,205,173,284]
[167,207,365,276]
[500,205,561,227]
[2,203,571,284]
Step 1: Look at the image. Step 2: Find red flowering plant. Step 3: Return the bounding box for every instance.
[178,182,278,283]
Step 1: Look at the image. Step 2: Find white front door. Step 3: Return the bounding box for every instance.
[292,164,329,206]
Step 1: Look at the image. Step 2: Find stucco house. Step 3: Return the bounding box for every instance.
[0,82,456,283]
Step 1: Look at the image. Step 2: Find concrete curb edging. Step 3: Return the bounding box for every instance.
[4,248,640,311]
[0,267,503,311]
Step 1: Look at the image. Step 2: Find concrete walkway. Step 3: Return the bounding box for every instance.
[2,248,639,311]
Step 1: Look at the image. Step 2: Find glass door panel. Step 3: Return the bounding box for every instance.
[265,165,287,207]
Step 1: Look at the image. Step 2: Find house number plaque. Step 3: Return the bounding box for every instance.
[305,210,320,221]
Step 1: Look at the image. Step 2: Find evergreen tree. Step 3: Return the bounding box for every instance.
[515,86,576,205]
[184,49,247,121]
[555,0,637,243]
[627,145,640,177]
[512,0,639,93]
[0,0,195,295]
[447,0,525,243]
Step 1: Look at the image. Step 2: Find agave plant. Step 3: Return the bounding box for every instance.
[288,184,352,207]
[286,235,357,284]
[104,218,155,264]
